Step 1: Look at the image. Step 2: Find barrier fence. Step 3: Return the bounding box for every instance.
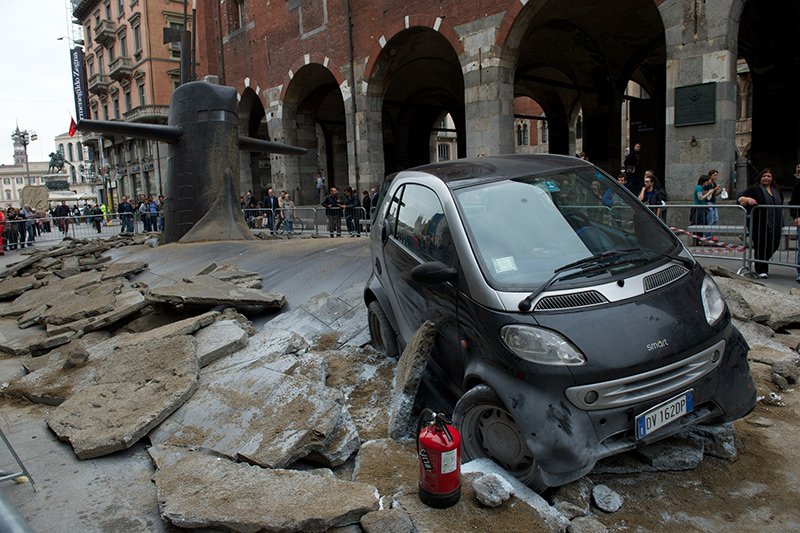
[5,204,796,277]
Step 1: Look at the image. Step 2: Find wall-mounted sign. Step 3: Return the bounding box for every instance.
[675,82,716,127]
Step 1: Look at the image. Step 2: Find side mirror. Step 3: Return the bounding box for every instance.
[411,261,457,285]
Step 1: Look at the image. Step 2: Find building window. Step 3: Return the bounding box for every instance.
[132,24,141,52]
[169,23,183,59]
[59,144,65,155]
[138,84,145,106]
[541,121,548,143]
[4,190,10,201]
[120,34,127,57]
[105,2,112,19]
[576,116,583,140]
[117,0,124,16]
[3,178,9,185]
[125,91,132,111]
[108,41,115,62]
[231,0,244,31]
[103,104,108,120]
[437,143,450,161]
[114,98,120,119]
[68,144,74,161]
[77,142,83,161]
[15,178,23,184]
[516,123,529,146]
[97,51,104,74]
[87,57,94,77]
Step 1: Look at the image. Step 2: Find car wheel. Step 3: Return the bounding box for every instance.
[454,384,547,491]
[367,300,399,357]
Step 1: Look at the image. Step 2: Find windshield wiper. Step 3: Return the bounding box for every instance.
[517,248,639,312]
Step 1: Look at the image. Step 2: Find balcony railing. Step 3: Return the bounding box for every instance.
[109,56,132,80]
[87,74,111,94]
[123,105,169,123]
[94,19,117,46]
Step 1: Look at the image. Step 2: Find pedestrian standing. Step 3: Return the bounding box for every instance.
[262,188,279,234]
[118,196,135,233]
[321,187,343,237]
[315,173,326,203]
[737,168,783,278]
[789,165,800,284]
[54,200,71,235]
[284,193,296,238]
[624,143,643,194]
[20,205,36,247]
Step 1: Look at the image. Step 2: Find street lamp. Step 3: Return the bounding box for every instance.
[10,125,38,185]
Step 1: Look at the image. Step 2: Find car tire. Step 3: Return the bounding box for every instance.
[454,384,547,492]
[368,300,399,357]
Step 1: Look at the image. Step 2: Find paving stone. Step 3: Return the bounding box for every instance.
[193,319,250,367]
[38,287,117,325]
[681,423,737,462]
[472,473,515,507]
[715,276,800,330]
[0,319,75,357]
[306,408,361,467]
[360,508,417,533]
[0,276,42,300]
[100,261,149,280]
[388,321,435,439]
[551,477,594,515]
[0,271,104,317]
[150,359,345,469]
[206,265,262,288]
[153,453,379,532]
[146,274,286,309]
[556,502,588,520]
[592,484,623,513]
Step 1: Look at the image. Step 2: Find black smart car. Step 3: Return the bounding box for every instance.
[364,154,756,491]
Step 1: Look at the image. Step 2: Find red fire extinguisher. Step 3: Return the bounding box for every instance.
[417,409,461,508]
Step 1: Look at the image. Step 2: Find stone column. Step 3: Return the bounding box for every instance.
[348,61,385,194]
[659,0,739,201]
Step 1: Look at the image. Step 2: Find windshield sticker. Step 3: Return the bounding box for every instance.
[493,256,518,273]
[595,173,605,179]
[537,181,560,193]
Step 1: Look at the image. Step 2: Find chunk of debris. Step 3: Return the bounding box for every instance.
[551,477,594,517]
[100,261,149,281]
[0,276,43,300]
[360,509,417,533]
[146,274,286,309]
[714,276,800,330]
[153,453,379,532]
[0,271,104,317]
[592,484,623,513]
[193,319,250,367]
[0,319,75,357]
[388,321,436,439]
[305,408,361,467]
[631,436,704,471]
[472,473,515,507]
[150,360,346,469]
[681,423,738,462]
[45,335,199,459]
[567,516,608,533]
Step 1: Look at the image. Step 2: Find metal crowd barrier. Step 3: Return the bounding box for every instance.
[242,206,369,237]
[746,204,798,276]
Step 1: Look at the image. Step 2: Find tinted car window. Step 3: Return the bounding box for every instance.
[394,184,454,266]
[454,169,680,290]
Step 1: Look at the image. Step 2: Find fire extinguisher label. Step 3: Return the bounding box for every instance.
[419,449,433,471]
[440,449,457,474]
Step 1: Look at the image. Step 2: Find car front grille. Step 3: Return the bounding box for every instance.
[564,339,725,411]
[534,290,608,311]
[643,265,688,292]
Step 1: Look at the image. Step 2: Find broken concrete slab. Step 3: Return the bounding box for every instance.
[631,436,704,471]
[153,453,379,532]
[461,458,569,531]
[472,473,515,507]
[0,276,43,300]
[0,271,104,317]
[715,277,800,330]
[147,274,286,310]
[305,408,361,467]
[396,470,568,532]
[353,439,418,498]
[592,484,623,513]
[38,288,117,325]
[551,477,594,517]
[44,335,199,459]
[193,319,249,367]
[150,359,345,469]
[100,261,148,281]
[388,321,436,439]
[0,319,75,357]
[568,516,608,533]
[206,264,263,288]
[681,423,738,462]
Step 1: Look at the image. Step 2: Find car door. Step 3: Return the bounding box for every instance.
[380,183,463,383]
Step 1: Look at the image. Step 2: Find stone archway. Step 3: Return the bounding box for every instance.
[237,87,269,201]
[281,63,348,204]
[368,27,465,175]
[503,0,666,179]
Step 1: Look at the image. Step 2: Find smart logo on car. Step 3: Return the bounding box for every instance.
[647,339,669,351]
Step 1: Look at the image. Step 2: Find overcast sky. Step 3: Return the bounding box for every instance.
[0,0,76,166]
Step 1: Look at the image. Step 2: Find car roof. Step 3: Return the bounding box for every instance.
[401,154,597,189]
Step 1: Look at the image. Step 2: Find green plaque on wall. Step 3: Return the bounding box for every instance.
[675,82,716,127]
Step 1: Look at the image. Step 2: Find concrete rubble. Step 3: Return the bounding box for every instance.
[146,273,286,310]
[388,321,436,439]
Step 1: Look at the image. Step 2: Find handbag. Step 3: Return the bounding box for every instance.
[720,188,729,200]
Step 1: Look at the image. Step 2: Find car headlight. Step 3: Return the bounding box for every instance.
[701,275,726,325]
[500,325,586,366]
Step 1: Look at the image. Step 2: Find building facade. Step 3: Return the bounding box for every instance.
[191,0,795,203]
[72,0,189,207]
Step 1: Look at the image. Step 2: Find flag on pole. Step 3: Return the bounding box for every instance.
[68,117,77,137]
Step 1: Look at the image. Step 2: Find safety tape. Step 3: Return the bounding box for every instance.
[668,226,747,252]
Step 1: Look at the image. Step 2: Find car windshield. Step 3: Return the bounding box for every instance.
[453,169,681,291]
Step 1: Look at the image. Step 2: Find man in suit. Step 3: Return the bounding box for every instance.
[262,188,279,234]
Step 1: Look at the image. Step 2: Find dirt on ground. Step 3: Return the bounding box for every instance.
[590,359,800,532]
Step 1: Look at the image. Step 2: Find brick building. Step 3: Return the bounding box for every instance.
[72,0,189,207]
[190,0,796,202]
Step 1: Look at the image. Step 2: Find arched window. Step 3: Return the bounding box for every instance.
[77,142,83,161]
[576,116,583,140]
[58,144,65,155]
[68,143,74,162]
[522,124,529,145]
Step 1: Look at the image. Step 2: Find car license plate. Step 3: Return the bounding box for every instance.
[635,390,693,439]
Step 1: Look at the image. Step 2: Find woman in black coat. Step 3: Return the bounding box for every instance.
[737,168,784,278]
